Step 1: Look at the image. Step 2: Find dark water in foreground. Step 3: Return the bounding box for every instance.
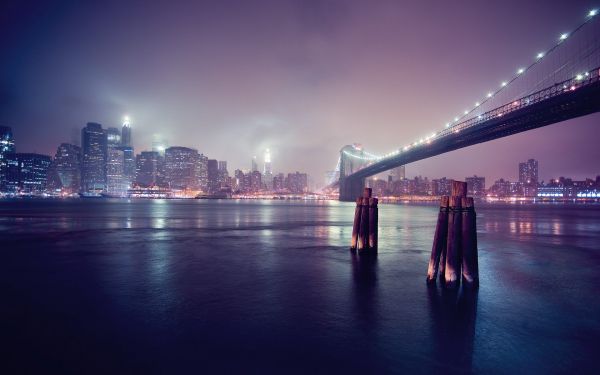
[1,200,599,374]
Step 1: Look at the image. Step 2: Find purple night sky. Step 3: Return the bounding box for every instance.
[1,0,599,185]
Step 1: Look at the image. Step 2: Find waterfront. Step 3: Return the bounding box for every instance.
[1,200,599,373]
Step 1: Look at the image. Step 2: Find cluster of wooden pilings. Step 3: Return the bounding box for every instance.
[350,188,378,253]
[426,181,479,288]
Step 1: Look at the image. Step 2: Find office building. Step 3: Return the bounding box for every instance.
[136,151,160,187]
[47,143,81,194]
[465,175,486,196]
[207,159,219,193]
[81,122,107,193]
[0,126,16,191]
[5,153,52,195]
[164,147,200,190]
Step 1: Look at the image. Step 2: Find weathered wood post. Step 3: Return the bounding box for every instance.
[368,197,378,251]
[426,195,449,284]
[444,181,467,287]
[357,196,370,251]
[461,197,479,287]
[444,196,462,287]
[350,197,362,250]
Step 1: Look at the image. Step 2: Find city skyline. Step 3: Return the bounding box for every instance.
[2,1,600,184]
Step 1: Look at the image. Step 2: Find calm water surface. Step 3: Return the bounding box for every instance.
[1,200,599,374]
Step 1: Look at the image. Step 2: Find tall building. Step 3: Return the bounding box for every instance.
[391,165,406,181]
[106,127,121,147]
[519,159,539,184]
[250,170,262,192]
[105,126,127,196]
[6,153,52,195]
[519,159,539,197]
[263,149,273,190]
[152,135,167,157]
[0,126,16,192]
[121,118,132,147]
[218,161,229,188]
[197,154,208,191]
[164,147,200,190]
[118,146,135,190]
[106,148,127,196]
[286,172,308,193]
[207,159,219,193]
[81,122,107,193]
[465,175,486,196]
[251,156,258,172]
[136,151,161,187]
[47,143,81,194]
[273,173,285,191]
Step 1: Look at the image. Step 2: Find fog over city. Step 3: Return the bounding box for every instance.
[2,0,599,183]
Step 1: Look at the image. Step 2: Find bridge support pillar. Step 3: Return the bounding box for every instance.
[339,176,365,202]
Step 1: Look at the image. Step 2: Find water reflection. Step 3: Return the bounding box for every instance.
[427,286,478,372]
[351,251,379,332]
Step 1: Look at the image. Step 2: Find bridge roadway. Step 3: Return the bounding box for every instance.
[339,69,600,201]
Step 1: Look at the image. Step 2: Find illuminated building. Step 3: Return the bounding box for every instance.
[207,159,219,193]
[263,149,272,190]
[165,147,201,190]
[197,154,208,191]
[0,126,16,192]
[136,151,160,187]
[121,117,132,147]
[81,122,107,193]
[106,147,127,196]
[251,156,258,172]
[47,143,81,194]
[286,172,308,193]
[465,175,486,196]
[5,153,51,195]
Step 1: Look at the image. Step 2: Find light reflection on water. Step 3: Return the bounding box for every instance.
[0,199,599,373]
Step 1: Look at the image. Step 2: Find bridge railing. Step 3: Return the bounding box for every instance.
[437,67,600,138]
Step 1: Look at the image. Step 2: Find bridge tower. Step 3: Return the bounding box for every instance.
[339,145,367,201]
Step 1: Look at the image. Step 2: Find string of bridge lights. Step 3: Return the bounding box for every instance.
[346,9,598,163]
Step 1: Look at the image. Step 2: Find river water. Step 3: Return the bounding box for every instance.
[1,199,599,374]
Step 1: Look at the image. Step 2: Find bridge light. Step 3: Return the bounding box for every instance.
[589,9,598,17]
[487,92,493,98]
[501,81,507,87]
[477,115,482,119]
[559,33,568,41]
[464,110,469,115]
[576,74,583,80]
[445,123,450,128]
[454,117,459,122]
[517,68,525,74]
[475,101,480,107]
[536,52,544,59]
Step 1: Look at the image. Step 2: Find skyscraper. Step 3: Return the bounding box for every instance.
[164,147,201,190]
[136,151,160,187]
[518,159,539,184]
[251,156,258,172]
[0,126,16,192]
[106,148,127,196]
[106,127,121,147]
[197,154,208,191]
[47,143,81,194]
[121,117,132,147]
[263,149,272,190]
[8,153,52,195]
[207,159,219,193]
[465,175,486,196]
[81,122,107,193]
[392,165,406,181]
[519,159,539,197]
[218,161,229,188]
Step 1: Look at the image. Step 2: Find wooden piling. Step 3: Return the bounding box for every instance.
[444,196,462,287]
[350,197,362,250]
[451,181,468,198]
[461,197,479,287]
[363,187,372,198]
[357,197,370,251]
[368,197,378,251]
[427,196,450,284]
